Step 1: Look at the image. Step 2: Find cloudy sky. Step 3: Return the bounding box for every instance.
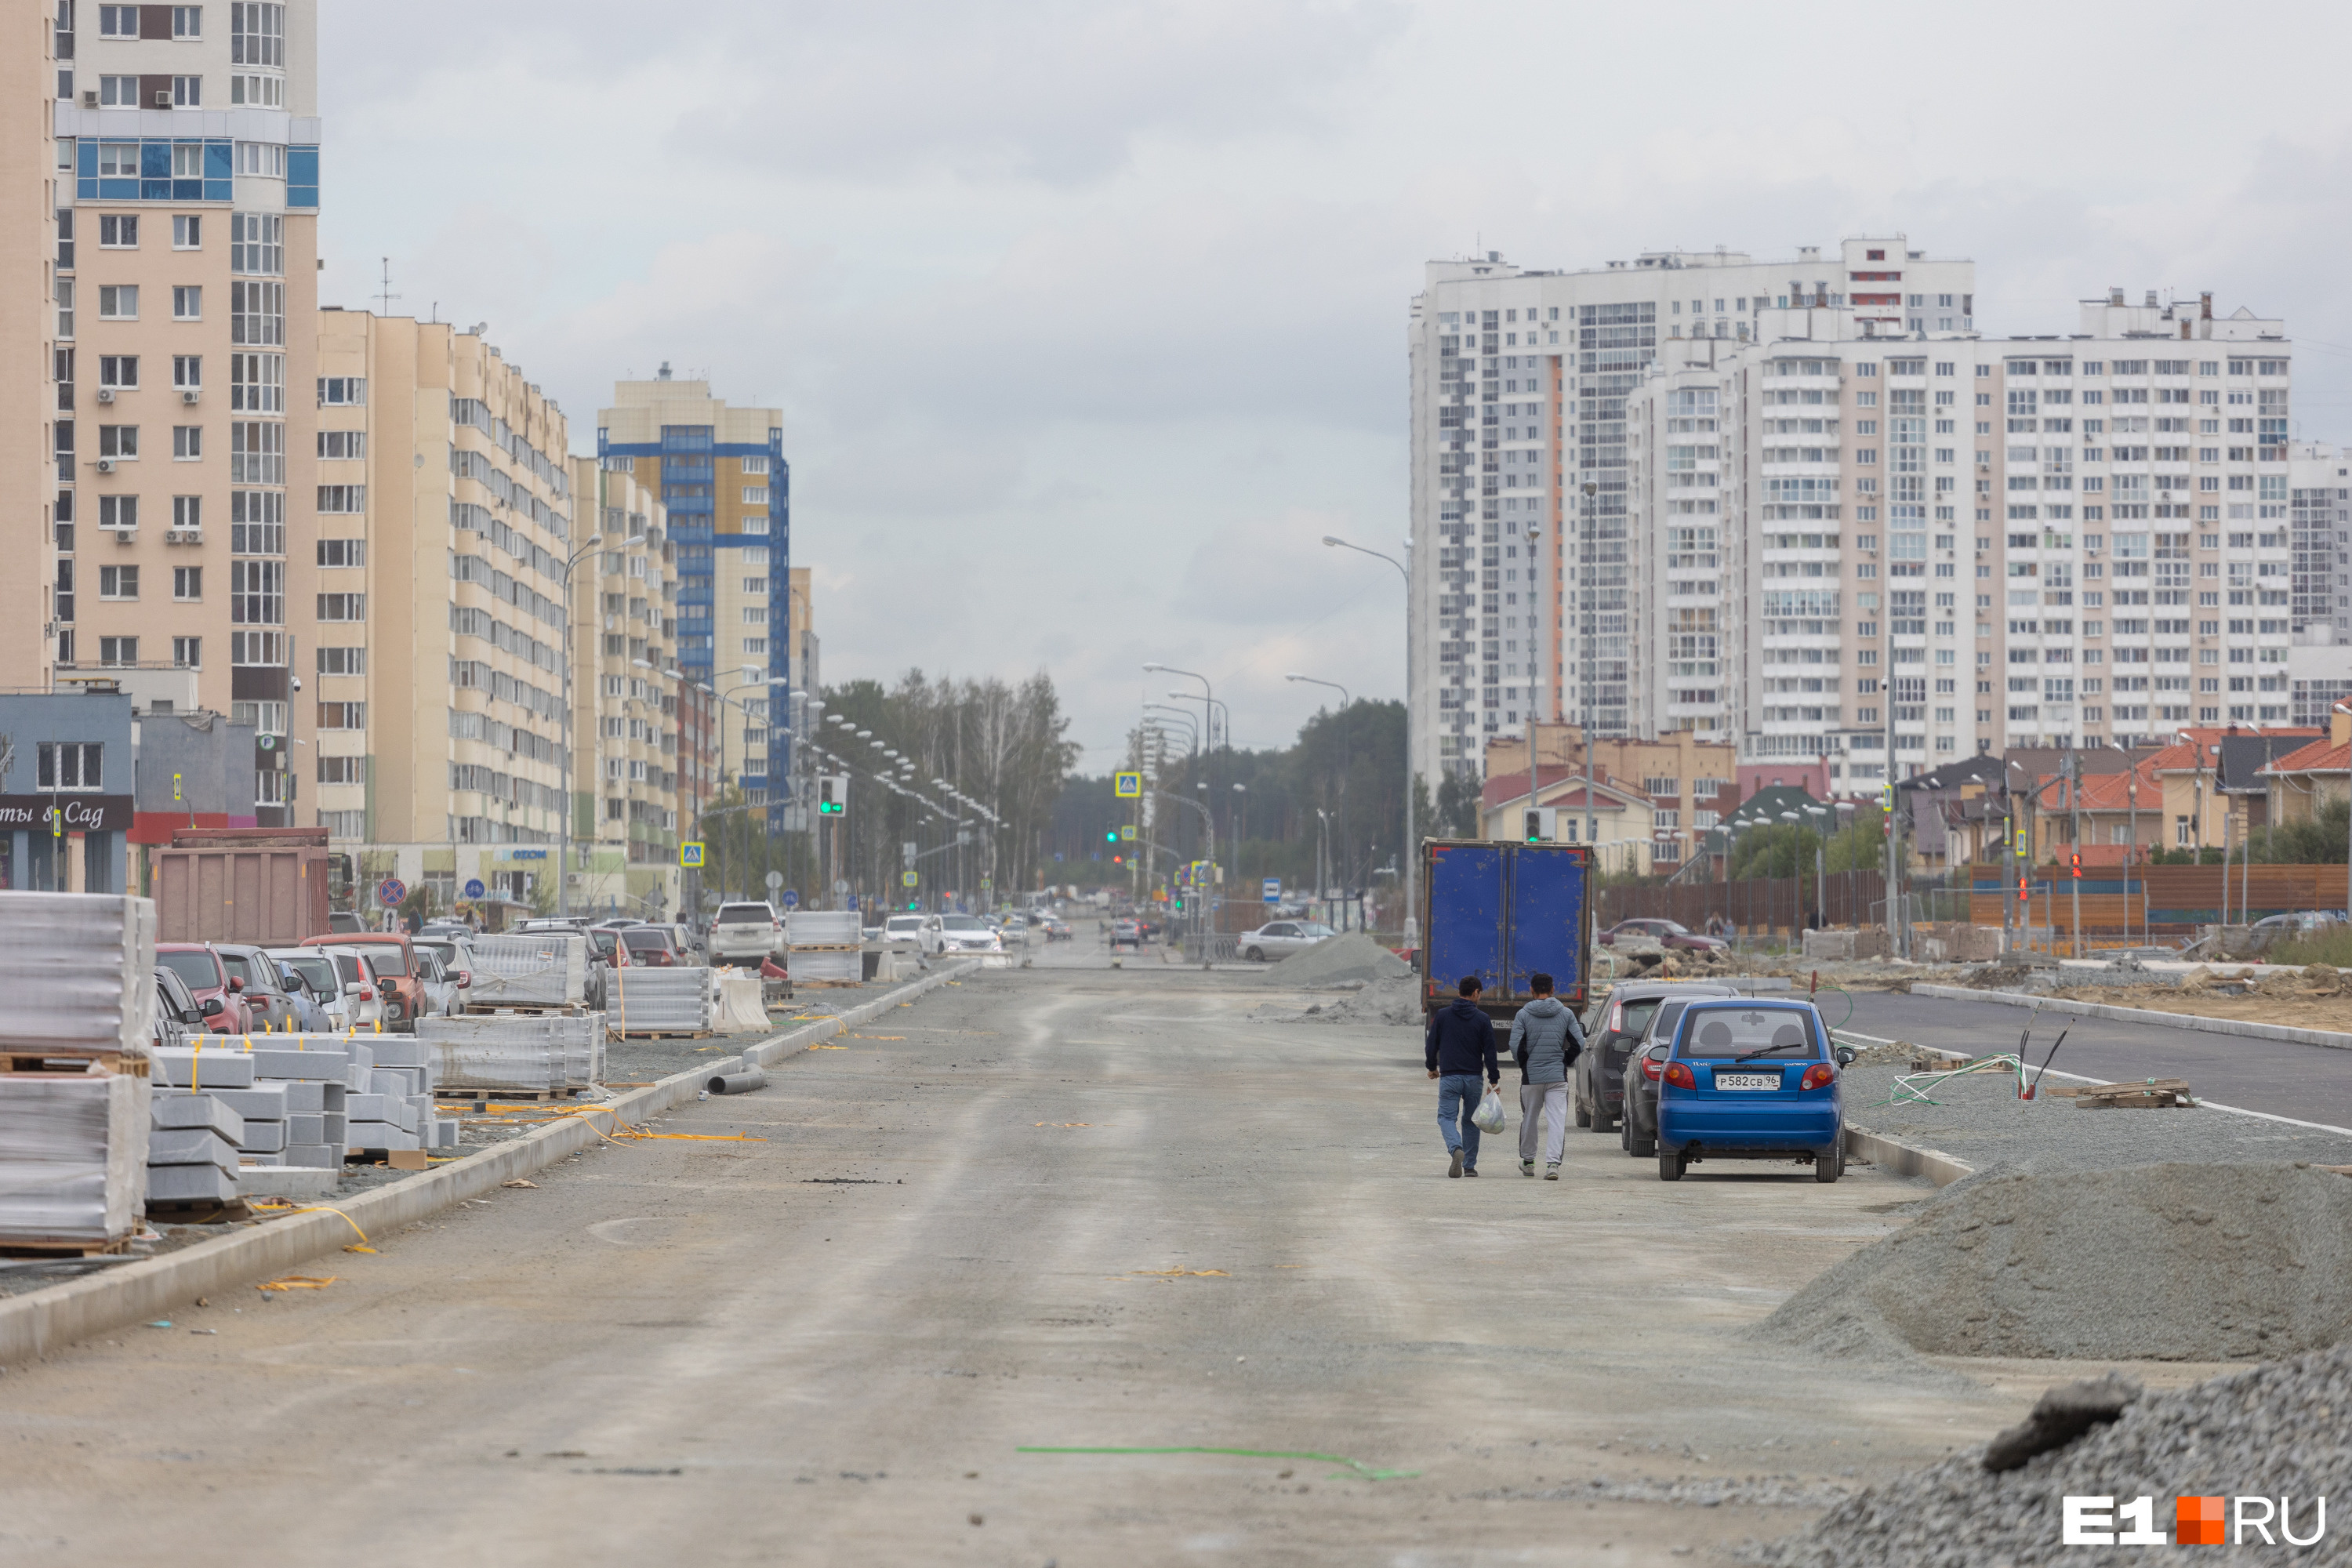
[320,1,2352,769]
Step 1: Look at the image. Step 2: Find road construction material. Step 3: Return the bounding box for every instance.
[713,975,771,1033]
[1759,1161,2352,1363]
[0,893,157,1058]
[465,932,590,1008]
[416,1012,604,1093]
[787,911,862,946]
[1265,932,1412,987]
[2058,1078,2196,1109]
[1980,1372,2141,1473]
[787,949,861,984]
[0,1072,151,1246]
[614,967,715,1035]
[706,1069,766,1095]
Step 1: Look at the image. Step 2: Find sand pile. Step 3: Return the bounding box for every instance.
[1262,931,1411,987]
[1756,1162,2352,1363]
[1758,1347,2352,1565]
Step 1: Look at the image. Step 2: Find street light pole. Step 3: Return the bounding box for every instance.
[1321,535,1418,940]
[561,527,645,918]
[1285,673,1353,927]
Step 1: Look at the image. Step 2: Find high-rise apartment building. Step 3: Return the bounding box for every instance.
[5,9,57,684]
[2288,440,2349,645]
[571,453,688,916]
[1618,288,2310,793]
[1406,238,1976,785]
[597,374,790,814]
[310,309,589,908]
[49,0,321,823]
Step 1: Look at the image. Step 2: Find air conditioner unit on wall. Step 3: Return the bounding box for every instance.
[181,389,200,405]
[82,91,96,107]
[96,387,114,404]
[154,90,172,107]
[95,457,114,474]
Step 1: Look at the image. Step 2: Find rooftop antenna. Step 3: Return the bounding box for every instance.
[374,258,401,317]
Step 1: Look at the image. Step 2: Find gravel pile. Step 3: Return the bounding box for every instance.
[1262,931,1412,986]
[1842,1064,2352,1175]
[1476,1474,1860,1509]
[1756,1162,2352,1363]
[1755,1346,2352,1565]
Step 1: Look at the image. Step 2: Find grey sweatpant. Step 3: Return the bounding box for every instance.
[1519,1081,1567,1164]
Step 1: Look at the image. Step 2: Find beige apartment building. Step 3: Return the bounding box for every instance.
[4,8,56,684]
[310,310,602,912]
[46,0,321,824]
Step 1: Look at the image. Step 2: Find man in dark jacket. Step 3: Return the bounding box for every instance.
[1425,976,1500,1178]
[1509,971,1584,1179]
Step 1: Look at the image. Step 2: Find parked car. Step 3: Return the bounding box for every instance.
[1040,916,1073,942]
[710,902,786,965]
[301,932,426,1026]
[880,916,925,952]
[922,914,1003,956]
[156,944,252,1034]
[301,946,390,1029]
[1235,920,1337,963]
[993,916,1029,947]
[1651,999,1856,1183]
[265,948,344,1031]
[1619,997,1709,1160]
[617,926,684,966]
[1598,917,1727,953]
[328,911,368,935]
[210,942,303,1032]
[153,966,215,1049]
[1574,982,1737,1134]
[1109,918,1142,951]
[412,946,463,1017]
[411,935,477,1013]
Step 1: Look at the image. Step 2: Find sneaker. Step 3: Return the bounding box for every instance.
[1463,1166,1479,1177]
[1545,1163,1560,1181]
[1448,1149,1462,1178]
[1521,1160,1535,1177]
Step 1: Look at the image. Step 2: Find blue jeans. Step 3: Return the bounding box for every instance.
[1437,1073,1487,1166]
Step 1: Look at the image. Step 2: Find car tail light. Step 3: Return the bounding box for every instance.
[358,987,375,1001]
[1639,1053,1664,1082]
[456,971,472,986]
[1800,1063,1836,1091]
[1606,1000,1623,1034]
[1663,1062,1696,1090]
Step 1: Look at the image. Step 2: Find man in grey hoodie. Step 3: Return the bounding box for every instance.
[1508,972,1584,1178]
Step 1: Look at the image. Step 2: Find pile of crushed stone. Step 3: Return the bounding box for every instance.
[1756,1347,2352,1564]
[1755,1162,2352,1363]
[1261,931,1411,986]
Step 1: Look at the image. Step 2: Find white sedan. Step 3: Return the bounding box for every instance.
[921,914,1004,956]
[1236,920,1337,963]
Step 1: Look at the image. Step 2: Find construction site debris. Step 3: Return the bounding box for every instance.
[1261,932,1411,988]
[466,932,590,1008]
[1980,1372,2143,1472]
[0,1072,150,1247]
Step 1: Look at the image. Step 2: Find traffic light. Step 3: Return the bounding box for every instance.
[2071,850,2082,880]
[816,775,846,815]
[1524,810,1542,844]
[1105,829,1118,844]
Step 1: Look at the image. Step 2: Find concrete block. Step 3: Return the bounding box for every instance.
[366,1038,429,1069]
[1801,929,1855,961]
[145,1161,239,1203]
[271,1080,325,1115]
[147,1127,241,1170]
[151,1049,256,1089]
[236,1120,287,1154]
[151,1093,247,1143]
[286,1113,324,1145]
[245,1049,348,1081]
[344,1040,375,1073]
[346,1123,420,1152]
[370,1067,426,1098]
[236,1165,337,1199]
[280,1142,339,1169]
[172,1084,289,1122]
[320,1081,346,1112]
[322,1112,348,1144]
[430,1119,459,1149]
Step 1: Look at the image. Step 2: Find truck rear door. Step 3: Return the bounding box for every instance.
[1507,844,1589,1003]
[1425,843,1506,1004]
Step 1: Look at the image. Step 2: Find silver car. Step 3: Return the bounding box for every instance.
[921,914,1002,956]
[1236,920,1337,963]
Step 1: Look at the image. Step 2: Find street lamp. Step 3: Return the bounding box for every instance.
[1320,533,1418,941]
[559,530,646,917]
[1142,663,1215,746]
[1287,673,1356,929]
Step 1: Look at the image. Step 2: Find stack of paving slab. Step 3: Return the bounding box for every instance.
[787,911,864,984]
[146,1088,246,1205]
[466,931,590,1010]
[414,1012,605,1094]
[612,967,717,1034]
[0,892,157,1247]
[153,1033,459,1181]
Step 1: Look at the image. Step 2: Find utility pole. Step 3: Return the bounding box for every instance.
[2067,744,2082,960]
[1581,481,1599,847]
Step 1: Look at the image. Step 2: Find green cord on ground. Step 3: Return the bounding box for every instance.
[1017,1444,1419,1481]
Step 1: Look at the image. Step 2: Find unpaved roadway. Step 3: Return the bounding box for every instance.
[2,964,2129,1566]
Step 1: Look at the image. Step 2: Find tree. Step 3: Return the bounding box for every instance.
[2245,794,2350,865]
[1435,769,1483,839]
[1824,806,1886,874]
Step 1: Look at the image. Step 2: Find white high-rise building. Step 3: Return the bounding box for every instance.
[1405,237,1979,786]
[2288,440,2350,645]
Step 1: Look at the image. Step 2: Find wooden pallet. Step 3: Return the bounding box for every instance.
[434,1087,586,1105]
[787,944,862,953]
[791,978,866,990]
[144,1199,252,1225]
[0,1233,134,1259]
[0,1051,147,1076]
[621,1030,712,1040]
[2056,1078,2196,1109]
[463,1004,590,1018]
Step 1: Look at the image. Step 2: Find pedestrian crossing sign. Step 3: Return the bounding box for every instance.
[1114,771,1142,799]
[680,841,705,868]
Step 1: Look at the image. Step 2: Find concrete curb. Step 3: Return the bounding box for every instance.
[0,960,980,1367]
[1844,1126,1973,1188]
[1909,981,2352,1052]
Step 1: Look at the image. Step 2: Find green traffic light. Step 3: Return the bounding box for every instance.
[1105,830,1118,843]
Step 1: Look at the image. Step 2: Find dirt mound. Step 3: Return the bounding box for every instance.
[1755,1162,2352,1363]
[1262,931,1411,987]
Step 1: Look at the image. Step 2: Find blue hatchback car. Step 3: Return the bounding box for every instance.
[1653,998,1854,1183]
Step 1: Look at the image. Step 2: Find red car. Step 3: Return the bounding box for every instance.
[155,943,254,1034]
[1597,918,1727,953]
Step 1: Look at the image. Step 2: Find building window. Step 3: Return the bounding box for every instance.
[97,354,137,388]
[317,756,364,784]
[98,564,138,600]
[173,285,201,321]
[56,279,73,339]
[316,646,366,675]
[230,2,283,65]
[234,140,285,178]
[98,425,138,459]
[97,5,138,36]
[315,539,365,568]
[173,566,201,600]
[97,75,138,106]
[315,485,365,514]
[742,486,769,505]
[229,212,282,277]
[318,430,366,459]
[316,376,365,406]
[94,140,138,174]
[96,285,137,321]
[98,495,138,530]
[173,6,203,38]
[96,637,137,667]
[173,354,202,390]
[172,495,201,530]
[315,593,365,622]
[316,702,365,731]
[37,742,103,789]
[172,216,202,249]
[172,143,202,179]
[742,638,767,655]
[173,426,201,459]
[172,636,201,668]
[254,770,290,806]
[171,75,200,107]
[98,215,137,249]
[228,352,284,412]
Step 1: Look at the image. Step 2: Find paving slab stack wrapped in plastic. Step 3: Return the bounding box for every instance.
[0,892,158,1244]
[787,910,864,984]
[414,1013,606,1094]
[612,966,716,1034]
[466,932,590,1009]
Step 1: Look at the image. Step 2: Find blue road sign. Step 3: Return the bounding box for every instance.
[376,877,408,909]
[1262,877,1281,905]
[782,888,800,909]
[463,878,485,899]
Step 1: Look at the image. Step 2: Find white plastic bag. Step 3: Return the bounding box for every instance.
[1471,1089,1506,1135]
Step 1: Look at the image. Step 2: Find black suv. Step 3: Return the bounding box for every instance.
[1574,982,1734,1134]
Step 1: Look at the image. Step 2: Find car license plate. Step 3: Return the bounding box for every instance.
[1713,1072,1781,1091]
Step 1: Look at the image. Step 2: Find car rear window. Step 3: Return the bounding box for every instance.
[350,942,411,975]
[278,956,336,992]
[159,951,220,990]
[1610,999,1662,1039]
[1676,1007,1820,1060]
[218,953,255,985]
[942,916,986,931]
[622,929,673,949]
[717,906,772,924]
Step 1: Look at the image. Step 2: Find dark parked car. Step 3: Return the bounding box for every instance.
[618,926,682,966]
[1597,917,1726,953]
[153,966,216,1050]
[1619,996,1710,1159]
[213,943,301,1032]
[156,944,252,1034]
[1574,982,1736,1134]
